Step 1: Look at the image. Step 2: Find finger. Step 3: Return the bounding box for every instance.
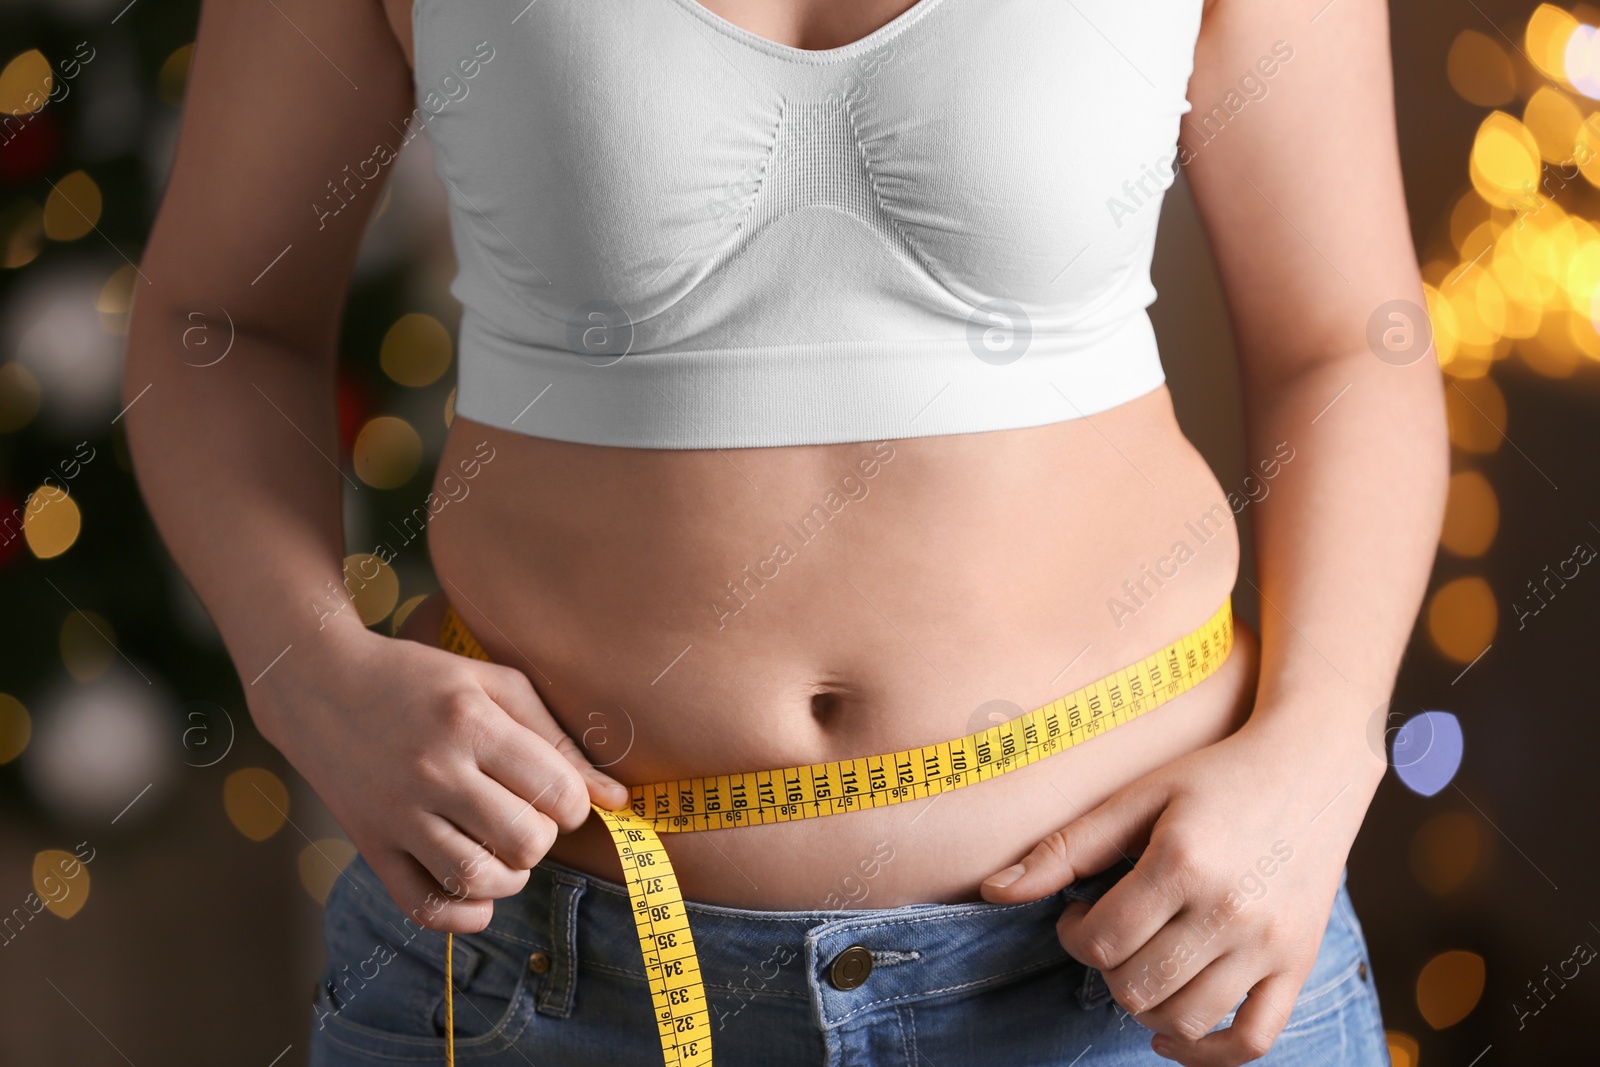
[436,771,563,872]
[474,663,631,810]
[1060,869,1197,991]
[980,781,1165,902]
[408,810,532,901]
[1065,820,1232,985]
[365,848,495,935]
[1153,970,1301,1066]
[476,712,605,834]
[1130,950,1256,1044]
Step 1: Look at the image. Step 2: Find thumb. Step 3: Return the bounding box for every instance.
[980,782,1163,902]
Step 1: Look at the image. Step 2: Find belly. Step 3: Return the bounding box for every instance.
[416,385,1258,909]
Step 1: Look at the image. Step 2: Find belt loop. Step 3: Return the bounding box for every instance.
[537,868,587,1018]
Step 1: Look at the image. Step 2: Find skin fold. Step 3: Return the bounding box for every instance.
[122,1,1445,1064]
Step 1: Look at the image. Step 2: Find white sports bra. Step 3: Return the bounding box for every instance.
[411,0,1205,448]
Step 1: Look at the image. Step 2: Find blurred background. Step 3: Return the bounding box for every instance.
[1,0,1597,1063]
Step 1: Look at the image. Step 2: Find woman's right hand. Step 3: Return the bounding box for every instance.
[246,602,630,934]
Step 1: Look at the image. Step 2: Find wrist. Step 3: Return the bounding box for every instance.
[1239,694,1390,794]
[237,603,383,744]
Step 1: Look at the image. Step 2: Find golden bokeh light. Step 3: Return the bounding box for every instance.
[0,693,30,764]
[353,415,423,489]
[1,198,44,268]
[1386,1031,1421,1067]
[380,312,452,387]
[223,767,290,842]
[1527,4,1581,81]
[157,44,193,105]
[0,361,41,432]
[1411,812,1484,896]
[1440,470,1499,557]
[392,593,428,635]
[1469,112,1541,209]
[1444,375,1507,453]
[343,552,400,626]
[97,264,138,336]
[1427,576,1497,664]
[0,49,51,115]
[23,485,82,559]
[298,838,358,905]
[32,849,90,920]
[1416,950,1486,1029]
[1449,192,1491,254]
[444,386,457,427]
[60,610,117,684]
[1524,87,1584,162]
[1448,30,1517,107]
[42,170,102,241]
[1422,283,1461,370]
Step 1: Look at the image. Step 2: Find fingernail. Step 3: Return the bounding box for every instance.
[588,772,630,807]
[983,863,1026,888]
[1151,1037,1175,1059]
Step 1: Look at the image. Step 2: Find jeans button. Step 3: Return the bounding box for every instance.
[829,945,874,990]
[1358,961,1368,982]
[528,951,551,974]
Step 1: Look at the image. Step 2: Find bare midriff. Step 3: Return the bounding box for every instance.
[401,385,1259,910]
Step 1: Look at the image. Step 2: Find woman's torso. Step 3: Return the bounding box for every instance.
[383,0,1257,910]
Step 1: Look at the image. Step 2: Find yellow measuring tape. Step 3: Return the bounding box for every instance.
[436,597,1234,1066]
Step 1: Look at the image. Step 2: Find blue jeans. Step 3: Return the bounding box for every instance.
[308,852,1388,1065]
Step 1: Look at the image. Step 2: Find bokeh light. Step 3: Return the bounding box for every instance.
[380,312,452,387]
[1427,577,1497,663]
[1386,1031,1421,1067]
[0,49,52,115]
[1416,950,1486,1029]
[0,198,44,268]
[22,669,176,825]
[0,692,30,764]
[1392,711,1465,797]
[1469,112,1540,209]
[156,44,192,106]
[297,838,357,904]
[342,552,399,626]
[1527,4,1581,81]
[1439,470,1498,557]
[96,263,136,335]
[1448,30,1516,107]
[23,485,81,559]
[1444,376,1506,453]
[1411,811,1484,895]
[353,415,422,489]
[392,593,427,635]
[59,609,116,682]
[32,849,90,920]
[42,169,102,241]
[223,767,289,842]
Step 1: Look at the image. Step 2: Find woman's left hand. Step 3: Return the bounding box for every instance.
[979,712,1386,1066]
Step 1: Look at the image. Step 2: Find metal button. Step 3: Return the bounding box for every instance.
[528,951,551,974]
[1358,961,1368,982]
[829,945,874,990]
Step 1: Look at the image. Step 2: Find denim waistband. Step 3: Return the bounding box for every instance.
[485,853,1139,1032]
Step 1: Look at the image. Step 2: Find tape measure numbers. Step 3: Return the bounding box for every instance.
[436,597,1235,1066]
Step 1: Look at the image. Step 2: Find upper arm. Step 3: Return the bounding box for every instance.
[1180,0,1425,386]
[135,0,416,354]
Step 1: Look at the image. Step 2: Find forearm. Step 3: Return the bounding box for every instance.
[1238,345,1449,775]
[121,308,369,701]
